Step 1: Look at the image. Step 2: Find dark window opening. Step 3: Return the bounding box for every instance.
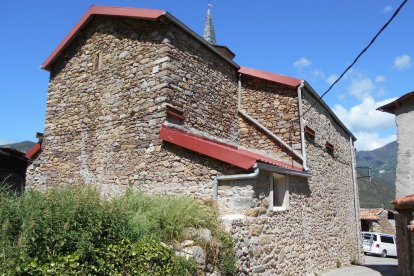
[166,104,184,122]
[93,52,102,71]
[325,142,334,155]
[304,126,315,140]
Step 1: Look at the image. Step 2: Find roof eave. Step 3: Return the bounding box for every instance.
[256,163,311,178]
[163,12,239,69]
[238,66,301,88]
[41,6,239,71]
[377,91,414,114]
[303,81,357,141]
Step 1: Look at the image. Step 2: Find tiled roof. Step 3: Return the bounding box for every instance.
[392,194,414,210]
[159,125,303,172]
[360,208,384,220]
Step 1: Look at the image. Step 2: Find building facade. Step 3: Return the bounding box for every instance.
[27,6,362,275]
[380,92,414,276]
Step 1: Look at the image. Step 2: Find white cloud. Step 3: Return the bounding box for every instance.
[326,74,338,85]
[294,57,312,69]
[311,70,325,79]
[375,75,386,82]
[354,131,396,151]
[394,55,411,70]
[348,77,375,99]
[333,96,396,133]
[383,5,392,13]
[333,96,397,150]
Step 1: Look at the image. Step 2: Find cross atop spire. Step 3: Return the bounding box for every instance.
[203,2,216,45]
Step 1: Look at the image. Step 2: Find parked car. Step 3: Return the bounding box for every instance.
[362,232,397,257]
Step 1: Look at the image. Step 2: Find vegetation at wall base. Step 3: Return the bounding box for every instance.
[0,185,236,275]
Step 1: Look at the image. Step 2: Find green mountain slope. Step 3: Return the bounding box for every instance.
[1,141,36,154]
[356,141,397,209]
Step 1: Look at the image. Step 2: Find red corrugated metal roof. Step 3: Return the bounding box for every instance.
[159,125,303,172]
[239,66,301,88]
[25,143,41,159]
[41,5,165,70]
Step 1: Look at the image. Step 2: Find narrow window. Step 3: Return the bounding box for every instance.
[166,104,184,122]
[304,126,315,141]
[270,174,289,211]
[93,52,102,71]
[325,142,334,155]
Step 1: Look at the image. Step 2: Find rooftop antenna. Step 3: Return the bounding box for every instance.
[203,1,217,44]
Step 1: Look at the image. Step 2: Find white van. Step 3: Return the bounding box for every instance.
[362,232,397,257]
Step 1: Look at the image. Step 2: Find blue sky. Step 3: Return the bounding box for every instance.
[1,0,413,150]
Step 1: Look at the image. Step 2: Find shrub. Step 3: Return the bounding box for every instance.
[217,233,237,276]
[119,190,219,242]
[0,185,235,275]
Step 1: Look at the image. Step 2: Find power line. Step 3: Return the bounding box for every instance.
[301,0,408,118]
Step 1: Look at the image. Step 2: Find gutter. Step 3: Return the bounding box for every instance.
[256,163,311,178]
[349,136,362,260]
[213,165,259,200]
[297,80,309,171]
[237,74,304,162]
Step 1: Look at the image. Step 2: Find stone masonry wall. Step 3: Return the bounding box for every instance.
[26,17,244,197]
[239,76,302,165]
[301,87,362,269]
[395,211,414,276]
[224,87,361,275]
[162,24,239,141]
[27,14,360,276]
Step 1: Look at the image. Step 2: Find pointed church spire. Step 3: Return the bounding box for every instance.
[203,2,217,45]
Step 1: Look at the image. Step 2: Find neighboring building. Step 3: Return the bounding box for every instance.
[378,91,414,199]
[379,92,414,276]
[360,208,395,234]
[392,195,414,276]
[0,147,29,192]
[27,5,362,275]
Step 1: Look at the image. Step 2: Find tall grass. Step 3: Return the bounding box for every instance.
[0,185,234,274]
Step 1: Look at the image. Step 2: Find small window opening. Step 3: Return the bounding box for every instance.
[325,142,334,155]
[93,52,102,71]
[270,174,289,211]
[166,104,184,122]
[304,126,315,141]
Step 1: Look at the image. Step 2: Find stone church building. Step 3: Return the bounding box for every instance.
[27,5,362,275]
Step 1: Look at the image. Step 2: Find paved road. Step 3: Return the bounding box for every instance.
[321,255,398,276]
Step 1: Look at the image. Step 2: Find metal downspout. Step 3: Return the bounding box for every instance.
[237,74,304,162]
[349,136,362,260]
[213,165,260,200]
[297,80,309,171]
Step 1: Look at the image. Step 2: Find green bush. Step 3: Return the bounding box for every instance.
[23,238,197,275]
[0,185,236,275]
[119,191,219,242]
